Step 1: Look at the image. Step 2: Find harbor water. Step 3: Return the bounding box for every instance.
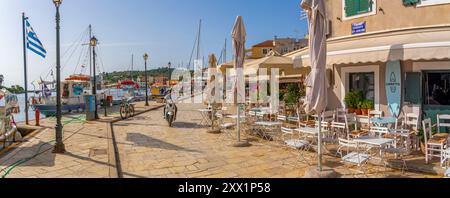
[0,88,142,123]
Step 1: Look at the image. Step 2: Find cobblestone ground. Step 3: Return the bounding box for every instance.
[0,101,160,178]
[113,103,438,178]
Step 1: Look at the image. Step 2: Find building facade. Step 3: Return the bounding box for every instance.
[290,0,450,123]
[250,37,308,59]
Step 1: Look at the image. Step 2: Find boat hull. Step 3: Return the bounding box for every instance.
[33,104,86,117]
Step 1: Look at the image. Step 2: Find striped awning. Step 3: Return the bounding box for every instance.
[289,26,450,67]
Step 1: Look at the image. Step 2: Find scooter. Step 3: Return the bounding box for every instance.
[164,96,176,127]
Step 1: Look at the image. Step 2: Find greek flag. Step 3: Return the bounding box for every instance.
[26,20,47,58]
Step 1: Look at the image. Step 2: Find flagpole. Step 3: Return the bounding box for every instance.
[22,12,29,125]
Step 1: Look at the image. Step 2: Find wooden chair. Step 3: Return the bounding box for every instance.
[423,118,448,166]
[404,113,421,151]
[437,114,450,134]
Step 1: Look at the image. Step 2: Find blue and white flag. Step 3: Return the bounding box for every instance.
[26,20,47,58]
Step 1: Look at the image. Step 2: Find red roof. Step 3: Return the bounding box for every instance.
[252,40,274,48]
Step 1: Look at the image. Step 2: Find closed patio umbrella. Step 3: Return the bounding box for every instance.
[301,0,328,171]
[231,16,249,147]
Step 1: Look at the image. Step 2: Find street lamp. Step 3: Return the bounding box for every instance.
[52,0,65,153]
[143,53,149,106]
[90,36,99,119]
[168,62,171,86]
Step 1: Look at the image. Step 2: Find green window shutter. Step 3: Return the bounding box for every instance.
[358,0,372,14]
[405,72,422,105]
[345,0,372,17]
[345,0,358,17]
[403,0,420,6]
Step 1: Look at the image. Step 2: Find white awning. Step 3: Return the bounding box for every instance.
[290,26,450,67]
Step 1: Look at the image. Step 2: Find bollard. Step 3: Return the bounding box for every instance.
[35,108,40,126]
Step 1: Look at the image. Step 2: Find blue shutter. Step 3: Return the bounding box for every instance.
[405,72,422,105]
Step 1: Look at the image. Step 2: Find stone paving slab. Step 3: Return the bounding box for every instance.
[0,101,443,178]
[0,101,161,178]
[112,103,440,178]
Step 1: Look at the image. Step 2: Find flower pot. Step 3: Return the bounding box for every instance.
[420,142,427,155]
[348,108,354,113]
[355,109,362,115]
[361,109,369,116]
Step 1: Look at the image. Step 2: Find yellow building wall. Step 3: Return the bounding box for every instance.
[326,0,450,38]
[251,46,273,59]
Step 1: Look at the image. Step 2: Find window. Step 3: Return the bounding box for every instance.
[349,72,375,101]
[424,71,450,106]
[418,0,450,7]
[343,0,377,20]
[281,47,289,54]
[262,48,269,55]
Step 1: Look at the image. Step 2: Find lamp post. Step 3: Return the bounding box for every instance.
[168,62,171,86]
[90,36,99,119]
[143,53,149,106]
[52,0,65,153]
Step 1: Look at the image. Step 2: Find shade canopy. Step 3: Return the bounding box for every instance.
[291,26,450,68]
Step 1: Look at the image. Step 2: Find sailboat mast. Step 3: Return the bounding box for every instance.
[130,54,134,81]
[89,25,92,77]
[224,38,227,63]
[196,19,201,61]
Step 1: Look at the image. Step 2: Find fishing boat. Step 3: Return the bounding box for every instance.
[31,74,104,117]
[29,25,109,117]
[0,89,21,150]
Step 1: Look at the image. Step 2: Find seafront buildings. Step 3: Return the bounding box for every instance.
[234,0,450,122]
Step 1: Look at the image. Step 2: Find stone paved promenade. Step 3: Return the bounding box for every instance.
[0,102,440,178]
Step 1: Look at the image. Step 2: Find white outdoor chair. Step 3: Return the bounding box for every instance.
[369,126,390,138]
[423,119,448,166]
[277,114,287,122]
[331,121,347,143]
[335,108,348,122]
[280,126,312,166]
[404,113,421,151]
[338,138,372,177]
[437,114,450,134]
[369,110,383,118]
[382,139,410,173]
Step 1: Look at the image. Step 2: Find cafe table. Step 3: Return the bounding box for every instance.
[353,136,395,163]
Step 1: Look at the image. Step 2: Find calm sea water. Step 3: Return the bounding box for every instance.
[0,88,136,123]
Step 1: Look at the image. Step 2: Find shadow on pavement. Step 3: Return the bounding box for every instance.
[126,133,201,153]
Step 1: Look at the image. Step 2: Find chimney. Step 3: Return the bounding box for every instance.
[273,35,278,46]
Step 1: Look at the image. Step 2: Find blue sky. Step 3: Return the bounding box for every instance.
[0,0,307,87]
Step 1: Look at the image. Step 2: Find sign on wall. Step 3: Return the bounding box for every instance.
[352,21,366,35]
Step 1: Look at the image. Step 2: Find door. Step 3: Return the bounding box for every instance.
[422,71,450,126]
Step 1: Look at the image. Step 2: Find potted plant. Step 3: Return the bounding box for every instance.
[283,84,304,113]
[355,102,363,115]
[344,91,356,113]
[360,100,374,116]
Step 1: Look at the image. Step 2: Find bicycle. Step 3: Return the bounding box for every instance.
[119,97,135,119]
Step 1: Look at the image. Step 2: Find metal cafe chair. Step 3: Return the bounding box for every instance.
[338,138,372,177]
[280,126,313,166]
